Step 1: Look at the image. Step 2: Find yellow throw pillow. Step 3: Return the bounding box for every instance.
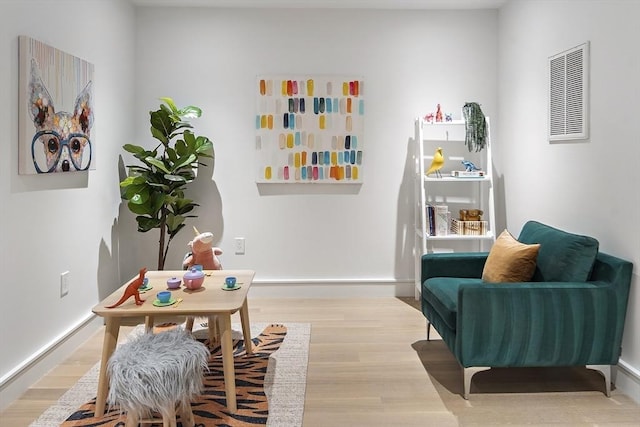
[482,230,541,283]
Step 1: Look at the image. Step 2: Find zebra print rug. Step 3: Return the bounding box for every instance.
[30,322,310,427]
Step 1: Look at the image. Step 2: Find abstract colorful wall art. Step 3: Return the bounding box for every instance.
[256,75,364,183]
[19,36,94,174]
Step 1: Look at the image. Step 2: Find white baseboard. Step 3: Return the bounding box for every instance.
[0,314,103,412]
[248,278,416,298]
[616,358,640,404]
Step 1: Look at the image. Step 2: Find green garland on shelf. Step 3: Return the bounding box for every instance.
[462,102,487,152]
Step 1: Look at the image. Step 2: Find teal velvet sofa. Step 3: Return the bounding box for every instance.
[420,220,633,399]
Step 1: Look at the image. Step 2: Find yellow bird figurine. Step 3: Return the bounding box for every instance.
[426,147,444,178]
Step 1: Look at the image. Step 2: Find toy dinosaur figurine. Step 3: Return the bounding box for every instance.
[106,267,147,308]
[461,160,481,172]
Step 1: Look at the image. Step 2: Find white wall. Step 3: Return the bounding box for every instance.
[0,0,136,408]
[498,0,640,401]
[5,0,636,411]
[126,7,499,289]
[0,3,498,407]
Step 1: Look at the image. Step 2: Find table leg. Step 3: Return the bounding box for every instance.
[185,316,195,332]
[144,316,154,332]
[239,299,253,355]
[217,313,237,413]
[95,317,121,417]
[207,315,219,346]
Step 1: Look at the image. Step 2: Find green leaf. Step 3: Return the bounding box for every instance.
[119,175,146,188]
[127,200,152,215]
[166,213,185,233]
[166,147,178,163]
[174,204,196,216]
[168,223,186,238]
[178,105,202,119]
[150,109,174,140]
[164,174,188,182]
[147,181,171,192]
[136,216,161,232]
[183,130,196,149]
[145,157,170,174]
[123,144,147,155]
[174,153,197,170]
[151,194,166,215]
[130,190,150,204]
[196,138,214,156]
[150,127,168,144]
[175,139,187,156]
[159,97,178,113]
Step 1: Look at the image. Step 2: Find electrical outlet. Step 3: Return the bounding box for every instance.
[234,237,246,255]
[60,271,70,297]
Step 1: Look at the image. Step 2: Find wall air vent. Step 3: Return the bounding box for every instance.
[548,41,589,142]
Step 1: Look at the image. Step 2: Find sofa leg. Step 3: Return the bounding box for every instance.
[463,366,490,399]
[426,321,431,341]
[586,364,612,397]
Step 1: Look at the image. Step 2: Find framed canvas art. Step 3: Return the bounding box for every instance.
[19,36,95,174]
[256,75,364,184]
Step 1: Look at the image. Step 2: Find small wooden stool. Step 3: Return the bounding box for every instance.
[107,328,209,427]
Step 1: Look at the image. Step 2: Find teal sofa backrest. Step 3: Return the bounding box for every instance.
[518,220,599,282]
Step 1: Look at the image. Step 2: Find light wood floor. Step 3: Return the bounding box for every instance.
[2,297,639,426]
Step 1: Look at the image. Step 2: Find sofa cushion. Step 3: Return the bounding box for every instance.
[482,230,540,283]
[518,221,599,282]
[423,277,484,330]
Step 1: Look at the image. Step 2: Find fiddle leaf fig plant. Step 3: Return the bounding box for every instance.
[120,97,213,270]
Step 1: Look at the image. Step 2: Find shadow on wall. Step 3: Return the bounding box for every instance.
[174,157,224,268]
[395,137,416,281]
[97,218,123,301]
[493,171,506,233]
[112,154,224,280]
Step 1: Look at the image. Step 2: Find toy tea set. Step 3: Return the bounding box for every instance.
[106,228,239,309]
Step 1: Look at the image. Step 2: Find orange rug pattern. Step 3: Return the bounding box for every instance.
[61,324,287,427]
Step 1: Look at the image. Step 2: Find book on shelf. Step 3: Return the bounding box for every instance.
[450,170,485,178]
[426,205,435,236]
[435,205,449,236]
[426,204,449,236]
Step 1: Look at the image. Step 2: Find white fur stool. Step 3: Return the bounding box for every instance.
[107,328,209,427]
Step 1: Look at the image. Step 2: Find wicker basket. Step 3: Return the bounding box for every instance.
[451,219,488,236]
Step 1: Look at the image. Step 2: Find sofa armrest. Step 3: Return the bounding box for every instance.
[455,281,623,368]
[421,252,489,283]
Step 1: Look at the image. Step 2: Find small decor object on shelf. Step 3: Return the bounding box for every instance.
[445,113,453,122]
[451,219,488,236]
[451,170,485,178]
[461,160,480,172]
[459,209,483,221]
[426,147,444,178]
[435,104,443,122]
[106,268,147,308]
[424,112,435,123]
[462,102,487,152]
